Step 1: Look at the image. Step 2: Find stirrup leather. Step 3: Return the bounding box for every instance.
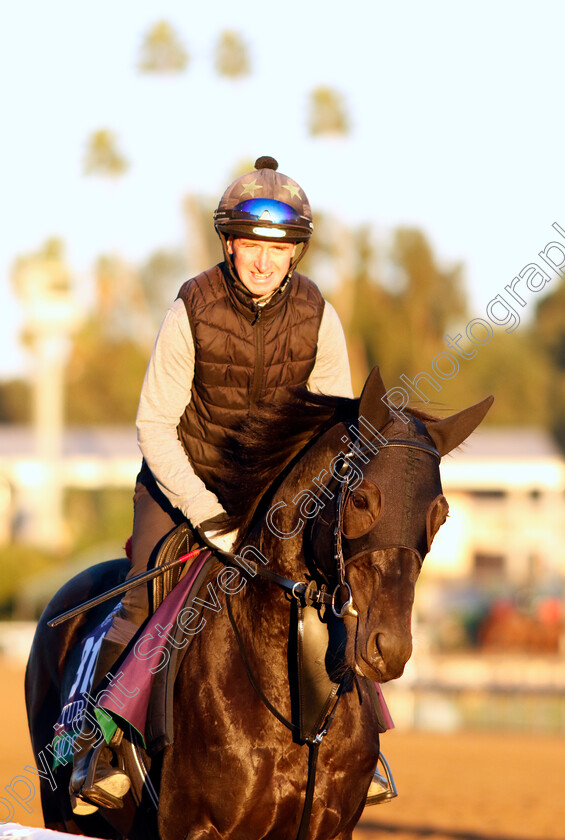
[365,752,398,805]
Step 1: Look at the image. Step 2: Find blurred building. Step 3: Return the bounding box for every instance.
[11,242,82,548]
[0,426,564,587]
[428,427,565,586]
[0,427,139,548]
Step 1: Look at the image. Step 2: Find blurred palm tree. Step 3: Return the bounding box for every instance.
[308,86,350,137]
[532,280,565,449]
[83,129,129,178]
[138,20,189,74]
[214,30,251,78]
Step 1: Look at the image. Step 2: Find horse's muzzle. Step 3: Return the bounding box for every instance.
[346,546,420,682]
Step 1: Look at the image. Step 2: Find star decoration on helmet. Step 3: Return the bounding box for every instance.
[282,181,302,199]
[240,179,263,197]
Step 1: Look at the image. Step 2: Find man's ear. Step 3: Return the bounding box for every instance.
[226,235,234,255]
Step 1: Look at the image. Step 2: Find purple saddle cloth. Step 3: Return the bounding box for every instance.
[97,549,213,753]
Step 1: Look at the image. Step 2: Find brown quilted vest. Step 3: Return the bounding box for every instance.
[176,263,325,504]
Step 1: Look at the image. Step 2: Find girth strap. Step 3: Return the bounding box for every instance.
[296,741,320,840]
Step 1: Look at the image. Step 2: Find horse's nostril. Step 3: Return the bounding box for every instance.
[373,633,380,656]
[373,631,412,670]
[372,631,386,662]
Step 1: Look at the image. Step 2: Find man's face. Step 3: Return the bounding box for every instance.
[227,236,297,297]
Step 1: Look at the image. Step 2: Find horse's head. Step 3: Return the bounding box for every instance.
[222,366,492,685]
[303,367,493,683]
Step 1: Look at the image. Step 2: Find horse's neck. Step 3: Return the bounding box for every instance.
[229,432,334,637]
[227,426,342,654]
[252,427,340,579]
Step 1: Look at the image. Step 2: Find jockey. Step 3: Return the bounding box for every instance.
[70,156,391,814]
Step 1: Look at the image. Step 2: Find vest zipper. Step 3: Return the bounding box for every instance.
[251,305,264,407]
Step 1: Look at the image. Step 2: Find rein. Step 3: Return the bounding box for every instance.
[226,592,299,736]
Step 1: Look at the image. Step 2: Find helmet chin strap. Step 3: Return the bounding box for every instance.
[217,231,239,285]
[288,239,310,276]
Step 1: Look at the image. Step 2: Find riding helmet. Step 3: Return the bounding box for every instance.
[214,156,313,243]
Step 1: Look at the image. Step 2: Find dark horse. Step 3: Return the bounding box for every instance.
[26,367,492,840]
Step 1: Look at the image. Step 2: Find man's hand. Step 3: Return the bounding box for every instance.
[202,529,239,554]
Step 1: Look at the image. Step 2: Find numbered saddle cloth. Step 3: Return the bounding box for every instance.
[51,601,122,769]
[95,549,214,753]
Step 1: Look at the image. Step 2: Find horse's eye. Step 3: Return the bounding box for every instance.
[342,480,381,539]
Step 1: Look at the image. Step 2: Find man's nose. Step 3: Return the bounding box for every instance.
[255,248,271,272]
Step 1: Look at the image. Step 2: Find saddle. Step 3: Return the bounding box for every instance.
[150,522,202,610]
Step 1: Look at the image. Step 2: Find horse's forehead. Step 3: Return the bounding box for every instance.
[366,443,440,488]
[387,413,431,443]
[362,418,442,495]
[308,415,441,494]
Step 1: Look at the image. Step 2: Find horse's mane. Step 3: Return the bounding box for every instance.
[218,389,358,537]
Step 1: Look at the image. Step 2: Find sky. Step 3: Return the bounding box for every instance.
[1,0,564,379]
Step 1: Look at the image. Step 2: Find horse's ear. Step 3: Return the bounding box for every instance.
[358,366,392,431]
[424,395,494,456]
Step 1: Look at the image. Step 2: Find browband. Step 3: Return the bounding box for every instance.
[377,439,440,460]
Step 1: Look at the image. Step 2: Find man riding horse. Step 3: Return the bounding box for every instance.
[69,156,391,814]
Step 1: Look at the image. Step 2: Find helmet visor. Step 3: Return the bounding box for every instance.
[231,198,304,224]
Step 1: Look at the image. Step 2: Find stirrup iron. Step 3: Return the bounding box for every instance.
[366,752,398,805]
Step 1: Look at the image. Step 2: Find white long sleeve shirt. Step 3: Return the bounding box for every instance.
[136,297,353,526]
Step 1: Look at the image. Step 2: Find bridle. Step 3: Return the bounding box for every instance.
[322,434,441,619]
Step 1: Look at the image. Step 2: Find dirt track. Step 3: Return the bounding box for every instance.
[3,656,564,839]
